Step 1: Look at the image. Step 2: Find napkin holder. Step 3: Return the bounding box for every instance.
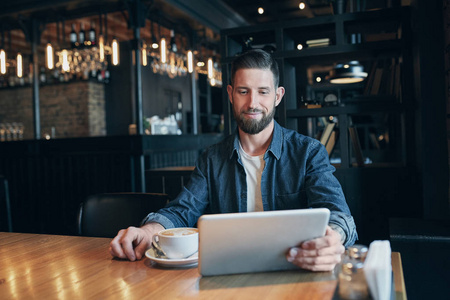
[363,240,392,300]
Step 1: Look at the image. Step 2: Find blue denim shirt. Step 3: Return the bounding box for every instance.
[143,121,357,247]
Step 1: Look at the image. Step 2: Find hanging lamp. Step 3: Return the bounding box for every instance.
[329,61,367,84]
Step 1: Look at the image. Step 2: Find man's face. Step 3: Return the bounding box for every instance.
[227,68,284,135]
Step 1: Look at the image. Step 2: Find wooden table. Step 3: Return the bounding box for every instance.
[0,232,407,299]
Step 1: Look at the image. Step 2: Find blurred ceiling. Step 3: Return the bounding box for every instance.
[221,0,334,22]
[0,0,340,34]
[0,0,388,54]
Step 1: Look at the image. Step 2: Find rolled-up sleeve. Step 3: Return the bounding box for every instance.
[305,141,358,247]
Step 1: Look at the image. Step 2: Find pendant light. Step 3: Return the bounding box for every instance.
[158,20,166,63]
[0,49,6,74]
[329,61,367,84]
[16,53,22,77]
[207,57,213,79]
[208,57,217,86]
[151,21,159,49]
[0,29,5,75]
[187,50,194,73]
[99,35,105,62]
[98,12,106,62]
[46,42,54,70]
[160,37,166,64]
[142,42,147,66]
[45,24,54,70]
[111,37,119,66]
[61,49,70,72]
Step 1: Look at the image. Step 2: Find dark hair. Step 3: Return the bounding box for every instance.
[230,49,280,88]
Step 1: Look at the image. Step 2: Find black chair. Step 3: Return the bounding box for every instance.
[77,192,169,238]
[390,218,450,299]
[0,175,13,232]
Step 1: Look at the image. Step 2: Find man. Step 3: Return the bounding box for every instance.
[110,49,357,272]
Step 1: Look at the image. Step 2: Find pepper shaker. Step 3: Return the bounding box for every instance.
[338,244,370,299]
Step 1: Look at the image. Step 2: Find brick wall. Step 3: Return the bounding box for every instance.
[0,81,106,139]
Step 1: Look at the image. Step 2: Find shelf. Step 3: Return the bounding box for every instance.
[222,40,402,64]
[221,7,407,61]
[280,40,402,59]
[281,7,407,28]
[219,5,425,244]
[221,7,406,37]
[222,6,413,170]
[287,102,410,118]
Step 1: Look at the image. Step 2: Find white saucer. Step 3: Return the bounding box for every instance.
[145,248,198,267]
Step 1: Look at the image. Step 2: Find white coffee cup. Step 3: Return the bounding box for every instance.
[153,227,199,259]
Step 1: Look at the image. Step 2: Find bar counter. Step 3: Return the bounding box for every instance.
[0,134,223,235]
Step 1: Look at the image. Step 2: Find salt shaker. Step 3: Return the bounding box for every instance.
[348,244,368,262]
[338,244,370,299]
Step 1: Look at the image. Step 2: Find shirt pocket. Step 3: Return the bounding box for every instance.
[275,190,307,210]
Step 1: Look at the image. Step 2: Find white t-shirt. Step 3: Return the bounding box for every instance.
[239,143,265,212]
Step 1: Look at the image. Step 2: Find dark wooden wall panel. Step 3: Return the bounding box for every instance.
[0,134,222,235]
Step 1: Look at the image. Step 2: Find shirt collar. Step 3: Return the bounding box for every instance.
[229,120,283,160]
[266,121,282,160]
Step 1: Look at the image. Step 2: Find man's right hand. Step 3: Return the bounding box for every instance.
[109,223,164,261]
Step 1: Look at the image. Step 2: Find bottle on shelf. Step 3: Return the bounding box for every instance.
[96,68,103,82]
[104,69,110,83]
[175,98,183,131]
[27,68,33,85]
[78,23,86,48]
[99,68,110,84]
[169,30,177,53]
[82,69,89,80]
[52,69,60,82]
[8,76,16,87]
[88,21,96,47]
[90,68,97,80]
[39,67,47,84]
[70,23,78,48]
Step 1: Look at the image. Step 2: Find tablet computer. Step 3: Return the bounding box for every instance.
[198,208,330,276]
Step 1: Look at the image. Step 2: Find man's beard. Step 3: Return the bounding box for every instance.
[233,102,276,135]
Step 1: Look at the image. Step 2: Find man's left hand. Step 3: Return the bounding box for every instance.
[286,226,345,272]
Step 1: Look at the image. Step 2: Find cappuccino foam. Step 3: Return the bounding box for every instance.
[160,228,198,237]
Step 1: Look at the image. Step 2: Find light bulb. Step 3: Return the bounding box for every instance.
[258,7,264,14]
[207,58,213,79]
[160,38,166,64]
[0,49,5,74]
[46,42,54,70]
[112,38,119,66]
[61,50,70,72]
[299,2,306,10]
[187,50,194,73]
[99,35,105,62]
[142,45,147,66]
[16,53,23,78]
